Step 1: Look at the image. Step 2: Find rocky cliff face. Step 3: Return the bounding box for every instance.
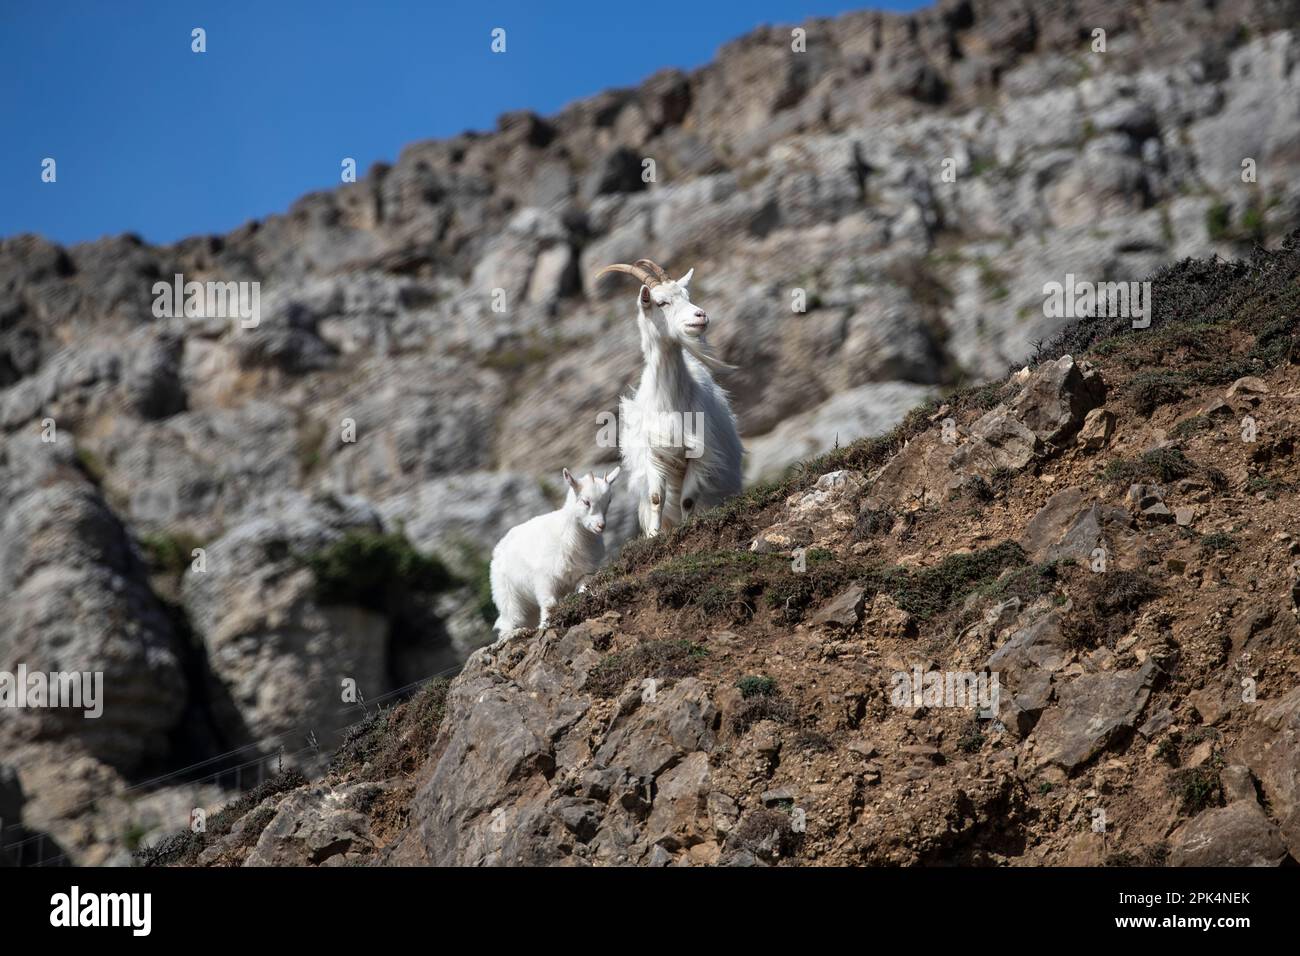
[150,234,1300,867]
[3,0,1300,864]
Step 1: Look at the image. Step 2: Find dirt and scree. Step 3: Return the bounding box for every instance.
[152,234,1300,866]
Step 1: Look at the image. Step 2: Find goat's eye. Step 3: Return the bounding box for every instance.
[582,498,590,507]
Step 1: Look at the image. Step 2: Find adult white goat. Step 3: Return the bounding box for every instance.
[489,466,620,636]
[595,258,742,537]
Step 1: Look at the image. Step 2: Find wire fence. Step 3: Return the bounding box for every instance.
[2,660,467,868]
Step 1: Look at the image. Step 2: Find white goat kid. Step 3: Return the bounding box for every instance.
[595,259,742,537]
[489,467,621,637]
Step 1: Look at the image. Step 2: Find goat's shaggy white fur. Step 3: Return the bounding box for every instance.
[609,263,743,536]
[489,467,620,635]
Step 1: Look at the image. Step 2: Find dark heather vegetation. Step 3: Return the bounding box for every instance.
[135,769,308,867]
[138,677,451,867]
[556,538,1032,630]
[585,639,708,697]
[1102,446,1198,483]
[551,235,1300,640]
[1061,570,1162,650]
[305,530,455,612]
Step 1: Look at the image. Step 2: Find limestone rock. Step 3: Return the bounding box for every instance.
[1032,661,1159,773]
[1020,486,1132,564]
[1226,376,1269,400]
[1233,685,1300,859]
[1076,407,1115,451]
[811,586,867,630]
[1169,801,1288,867]
[0,474,186,771]
[180,492,393,755]
[245,782,384,867]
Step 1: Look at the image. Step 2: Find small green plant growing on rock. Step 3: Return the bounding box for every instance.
[731,808,802,861]
[1103,447,1196,483]
[328,677,450,780]
[1205,202,1232,241]
[737,675,777,699]
[447,540,497,626]
[140,531,204,576]
[305,530,454,613]
[1240,205,1265,241]
[1128,371,1188,416]
[959,474,994,503]
[135,769,309,866]
[889,541,1028,620]
[977,257,1010,301]
[1106,843,1170,867]
[1061,569,1159,650]
[1095,569,1161,612]
[977,559,1067,605]
[1143,447,1196,482]
[1171,763,1222,815]
[122,821,150,853]
[1198,531,1238,558]
[854,503,896,537]
[731,691,797,733]
[1170,415,1214,439]
[957,725,986,754]
[585,639,707,698]
[794,727,832,752]
[1245,473,1284,497]
[75,446,108,484]
[988,467,1016,496]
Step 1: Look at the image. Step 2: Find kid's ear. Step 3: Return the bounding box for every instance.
[563,468,581,492]
[605,466,621,484]
[677,268,694,288]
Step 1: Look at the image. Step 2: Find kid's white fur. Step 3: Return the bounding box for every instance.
[489,466,620,637]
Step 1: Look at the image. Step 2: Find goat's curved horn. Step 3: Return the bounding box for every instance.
[593,262,661,287]
[633,259,670,283]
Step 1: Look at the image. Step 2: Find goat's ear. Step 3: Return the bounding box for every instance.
[677,268,694,288]
[605,466,621,484]
[562,468,580,492]
[639,286,651,307]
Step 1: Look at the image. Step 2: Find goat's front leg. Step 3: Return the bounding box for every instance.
[537,591,559,630]
[680,462,701,524]
[661,469,685,534]
[645,467,666,537]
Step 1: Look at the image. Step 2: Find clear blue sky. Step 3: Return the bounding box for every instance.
[0,1,923,246]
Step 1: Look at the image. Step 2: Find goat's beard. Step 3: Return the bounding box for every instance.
[681,334,736,373]
[637,305,735,373]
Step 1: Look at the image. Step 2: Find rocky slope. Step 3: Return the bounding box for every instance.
[146,234,1300,867]
[3,0,1300,863]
